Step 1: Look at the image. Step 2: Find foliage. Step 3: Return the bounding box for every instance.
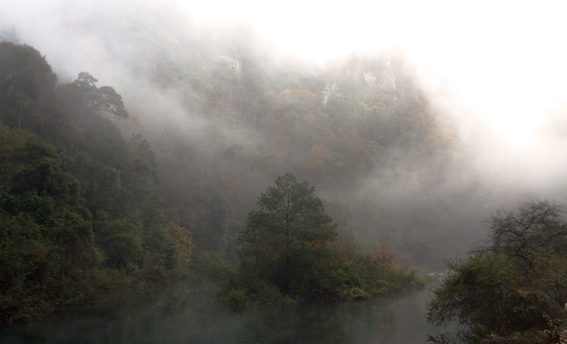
[0,41,60,135]
[221,174,423,306]
[72,72,129,118]
[82,4,470,270]
[0,41,224,323]
[427,200,567,342]
[477,200,567,277]
[219,277,293,308]
[0,41,56,99]
[188,250,231,282]
[428,255,561,335]
[165,222,195,262]
[0,19,467,321]
[0,131,99,323]
[238,173,339,296]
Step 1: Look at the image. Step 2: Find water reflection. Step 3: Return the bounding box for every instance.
[0,284,449,344]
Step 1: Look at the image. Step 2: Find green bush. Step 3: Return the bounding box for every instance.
[189,250,230,281]
[427,254,564,337]
[219,288,250,308]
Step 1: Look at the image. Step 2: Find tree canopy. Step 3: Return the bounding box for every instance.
[0,41,56,99]
[477,200,567,274]
[0,42,196,323]
[427,200,567,343]
[1,15,464,320]
[222,173,423,305]
[72,72,129,118]
[238,173,338,294]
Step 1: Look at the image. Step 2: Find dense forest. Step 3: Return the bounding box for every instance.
[2,2,564,337]
[0,35,429,321]
[35,0,489,268]
[0,35,431,322]
[0,41,205,322]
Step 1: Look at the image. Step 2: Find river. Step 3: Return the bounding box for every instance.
[0,283,454,344]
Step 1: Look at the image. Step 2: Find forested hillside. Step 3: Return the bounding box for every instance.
[41,1,489,267]
[0,0,496,322]
[0,41,210,323]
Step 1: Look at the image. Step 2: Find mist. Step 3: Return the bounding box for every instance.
[2,0,567,270]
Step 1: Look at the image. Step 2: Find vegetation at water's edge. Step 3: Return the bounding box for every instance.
[426,200,567,344]
[0,38,428,323]
[0,41,229,323]
[3,2,567,337]
[218,173,424,307]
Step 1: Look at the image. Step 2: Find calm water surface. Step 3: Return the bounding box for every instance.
[0,284,452,344]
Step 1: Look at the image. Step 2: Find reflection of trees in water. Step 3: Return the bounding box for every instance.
[334,297,401,344]
[344,290,433,344]
[0,286,441,344]
[378,302,401,343]
[236,304,349,344]
[234,293,425,344]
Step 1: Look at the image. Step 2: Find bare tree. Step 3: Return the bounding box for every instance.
[475,199,567,273]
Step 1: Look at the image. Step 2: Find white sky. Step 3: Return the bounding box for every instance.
[181,0,567,146]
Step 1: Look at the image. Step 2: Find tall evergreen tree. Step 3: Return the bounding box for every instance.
[238,173,338,295]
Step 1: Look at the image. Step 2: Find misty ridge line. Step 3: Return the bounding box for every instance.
[1,0,566,270]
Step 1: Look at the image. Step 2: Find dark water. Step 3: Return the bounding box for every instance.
[0,284,452,344]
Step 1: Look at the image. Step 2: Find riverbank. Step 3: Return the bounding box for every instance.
[0,282,448,344]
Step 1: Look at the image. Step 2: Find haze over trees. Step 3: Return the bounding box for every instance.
[2,0,564,327]
[239,173,339,297]
[0,35,433,322]
[0,41,194,323]
[85,1,487,269]
[221,173,422,305]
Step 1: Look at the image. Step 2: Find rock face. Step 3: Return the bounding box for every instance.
[216,54,242,77]
[379,57,396,92]
[320,53,399,106]
[364,71,376,85]
[321,81,337,106]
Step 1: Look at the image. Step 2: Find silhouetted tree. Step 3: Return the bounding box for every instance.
[477,199,567,273]
[72,72,128,118]
[0,42,56,99]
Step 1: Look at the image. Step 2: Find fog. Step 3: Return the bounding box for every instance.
[185,0,567,138]
[2,0,567,267]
